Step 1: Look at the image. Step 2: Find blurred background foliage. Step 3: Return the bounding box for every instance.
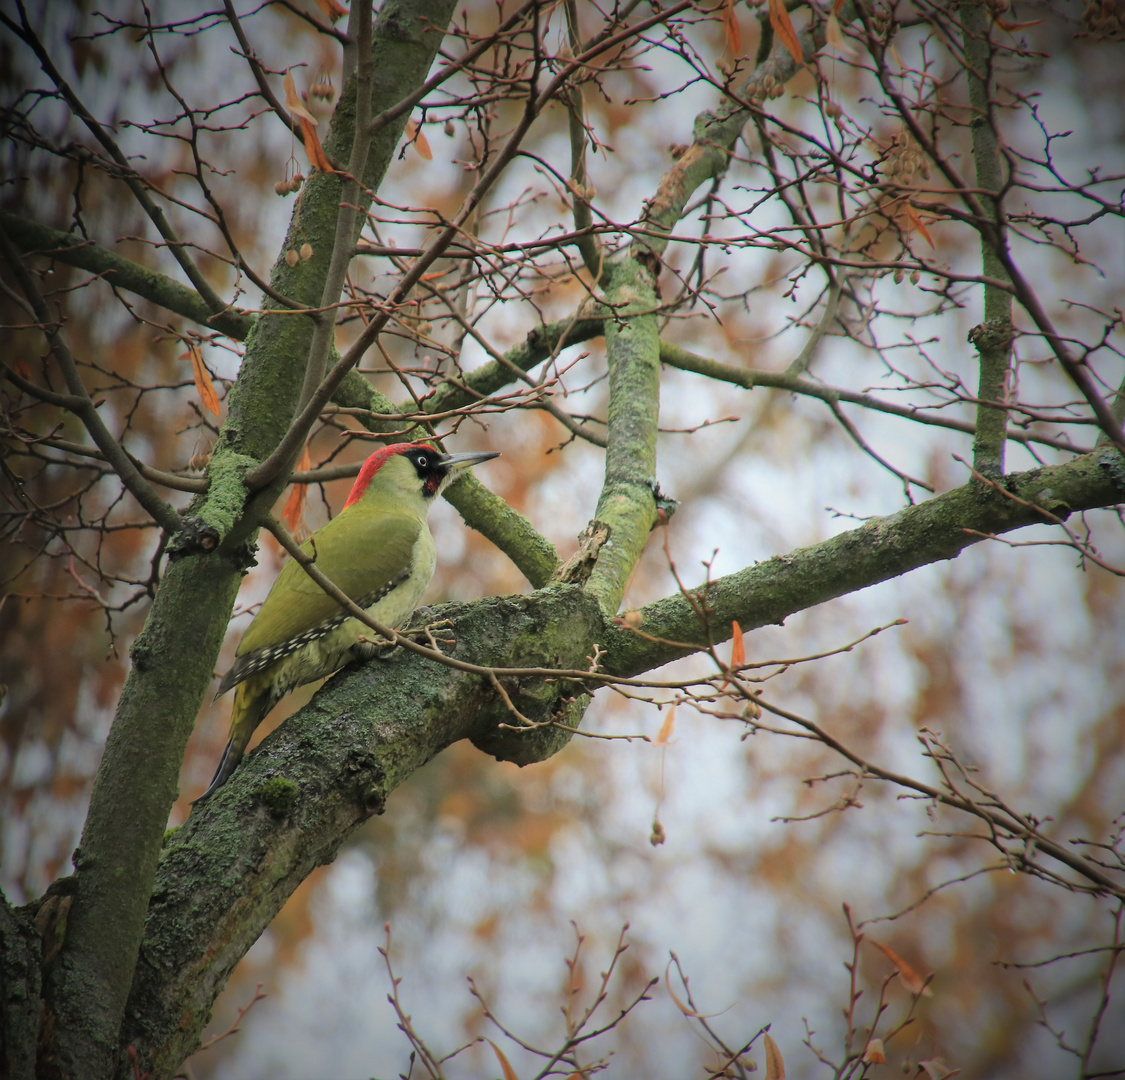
[2,1,1124,1077]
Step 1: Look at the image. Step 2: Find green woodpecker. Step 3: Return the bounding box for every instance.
[197,441,499,800]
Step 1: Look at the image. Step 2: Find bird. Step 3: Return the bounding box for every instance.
[196,441,499,801]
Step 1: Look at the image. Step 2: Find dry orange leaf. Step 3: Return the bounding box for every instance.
[283,71,318,124]
[832,0,845,11]
[487,1039,520,1080]
[763,1032,786,1080]
[282,444,311,534]
[299,116,333,173]
[768,0,803,65]
[313,0,347,21]
[995,16,1043,31]
[404,119,433,160]
[871,940,934,997]
[863,1038,887,1064]
[723,0,743,56]
[904,204,935,248]
[731,620,745,670]
[184,343,220,415]
[720,620,745,691]
[653,705,676,746]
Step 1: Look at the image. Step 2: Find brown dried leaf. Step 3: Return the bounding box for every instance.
[904,204,935,248]
[723,0,743,56]
[299,116,333,173]
[664,962,698,1016]
[313,0,348,22]
[653,705,676,746]
[487,1039,520,1080]
[863,1038,887,1064]
[832,0,845,11]
[183,343,220,415]
[283,71,318,124]
[995,16,1044,31]
[826,12,844,49]
[404,119,433,160]
[871,940,934,997]
[768,0,803,65]
[826,12,857,56]
[763,1032,786,1080]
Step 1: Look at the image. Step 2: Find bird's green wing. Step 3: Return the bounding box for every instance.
[236,509,421,655]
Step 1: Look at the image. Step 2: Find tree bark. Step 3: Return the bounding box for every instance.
[110,443,1124,1078]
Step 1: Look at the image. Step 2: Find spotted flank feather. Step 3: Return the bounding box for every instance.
[216,568,411,696]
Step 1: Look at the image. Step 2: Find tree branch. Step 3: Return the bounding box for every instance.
[3,5,229,319]
[961,1,1013,478]
[0,211,254,341]
[602,447,1125,677]
[115,441,1125,1077]
[0,225,182,533]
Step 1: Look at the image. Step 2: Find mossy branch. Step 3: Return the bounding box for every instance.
[961,2,1013,478]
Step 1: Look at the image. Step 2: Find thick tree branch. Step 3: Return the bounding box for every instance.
[119,585,605,1079]
[36,3,461,1075]
[583,257,661,614]
[602,448,1125,677]
[295,3,373,422]
[962,2,1014,478]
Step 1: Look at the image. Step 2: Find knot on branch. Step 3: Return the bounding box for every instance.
[167,516,221,558]
[648,478,679,526]
[552,520,612,585]
[1096,445,1125,492]
[967,319,1014,354]
[471,691,590,766]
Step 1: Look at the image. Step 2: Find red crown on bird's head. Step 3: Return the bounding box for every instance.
[343,442,437,508]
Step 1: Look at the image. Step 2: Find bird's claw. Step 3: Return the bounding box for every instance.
[400,617,456,652]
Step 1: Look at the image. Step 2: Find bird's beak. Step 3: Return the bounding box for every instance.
[437,450,501,472]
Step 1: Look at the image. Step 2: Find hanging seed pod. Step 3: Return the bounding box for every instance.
[910,269,921,285]
[300,243,313,261]
[285,249,299,267]
[274,180,289,196]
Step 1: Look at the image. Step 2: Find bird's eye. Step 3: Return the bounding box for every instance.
[416,454,428,467]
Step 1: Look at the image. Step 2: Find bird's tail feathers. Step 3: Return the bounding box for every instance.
[192,682,269,803]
